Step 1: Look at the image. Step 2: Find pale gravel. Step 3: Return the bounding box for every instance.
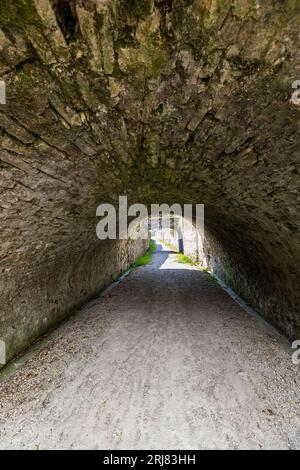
[0,244,299,449]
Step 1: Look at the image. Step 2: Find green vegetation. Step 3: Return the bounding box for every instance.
[176,253,219,284]
[197,266,218,284]
[131,240,155,268]
[158,239,178,252]
[176,253,198,266]
[18,69,33,83]
[206,273,218,285]
[0,0,39,29]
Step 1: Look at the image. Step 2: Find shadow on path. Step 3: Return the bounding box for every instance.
[0,239,299,450]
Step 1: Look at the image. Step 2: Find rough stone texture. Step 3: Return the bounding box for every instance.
[0,0,300,360]
[0,236,148,365]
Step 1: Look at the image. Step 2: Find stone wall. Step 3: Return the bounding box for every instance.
[0,237,148,367]
[180,218,300,340]
[202,224,300,340]
[0,0,300,360]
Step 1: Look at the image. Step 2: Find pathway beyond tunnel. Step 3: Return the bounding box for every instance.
[0,242,299,450]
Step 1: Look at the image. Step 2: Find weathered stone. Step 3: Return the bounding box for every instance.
[0,0,300,366]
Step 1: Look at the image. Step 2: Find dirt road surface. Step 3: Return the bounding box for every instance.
[0,243,299,449]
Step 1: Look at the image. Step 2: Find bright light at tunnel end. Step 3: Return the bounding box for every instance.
[94,194,300,367]
[95,196,204,241]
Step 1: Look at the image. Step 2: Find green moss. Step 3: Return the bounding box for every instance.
[158,239,178,252]
[216,0,227,15]
[163,168,176,180]
[125,43,167,81]
[131,240,155,268]
[120,0,154,19]
[199,266,208,272]
[56,77,80,104]
[18,69,33,83]
[148,45,167,74]
[176,253,197,265]
[196,265,219,285]
[205,272,219,285]
[0,0,39,28]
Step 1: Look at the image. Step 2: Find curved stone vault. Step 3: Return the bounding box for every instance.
[0,0,300,364]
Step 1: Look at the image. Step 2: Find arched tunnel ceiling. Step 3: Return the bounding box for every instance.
[0,0,300,353]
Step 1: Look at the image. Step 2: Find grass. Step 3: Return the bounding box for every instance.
[205,272,219,285]
[157,239,178,252]
[176,252,220,286]
[132,239,219,285]
[176,253,198,266]
[131,240,156,268]
[176,253,219,284]
[197,266,218,284]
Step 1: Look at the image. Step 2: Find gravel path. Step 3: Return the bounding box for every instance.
[0,243,299,450]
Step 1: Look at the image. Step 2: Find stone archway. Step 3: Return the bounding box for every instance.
[0,0,300,364]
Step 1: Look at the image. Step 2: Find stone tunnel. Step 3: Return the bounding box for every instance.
[0,0,300,366]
